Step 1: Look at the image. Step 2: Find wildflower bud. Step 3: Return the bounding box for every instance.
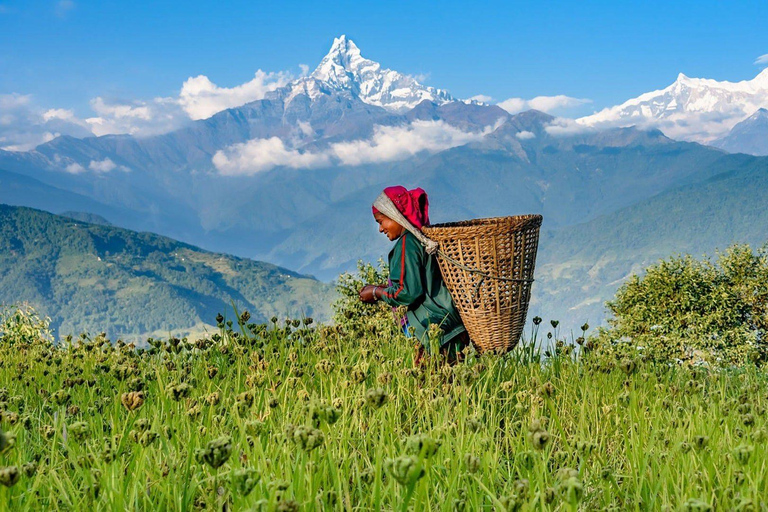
[467,417,482,432]
[139,431,159,447]
[207,366,219,379]
[240,311,251,324]
[530,429,550,450]
[69,421,89,442]
[557,476,584,505]
[539,382,555,398]
[121,391,145,411]
[232,468,259,496]
[216,313,224,325]
[694,435,709,450]
[134,418,151,432]
[167,383,192,401]
[351,366,368,384]
[290,426,324,452]
[187,404,202,418]
[0,466,19,487]
[195,436,232,469]
[550,320,559,329]
[580,323,589,332]
[406,434,441,459]
[734,444,754,464]
[22,462,37,477]
[464,454,480,473]
[532,316,542,326]
[365,388,388,409]
[315,359,334,374]
[40,425,54,440]
[385,456,424,486]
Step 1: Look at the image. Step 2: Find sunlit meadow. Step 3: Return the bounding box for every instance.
[0,261,766,511]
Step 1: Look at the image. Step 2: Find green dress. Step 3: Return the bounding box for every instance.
[381,232,467,352]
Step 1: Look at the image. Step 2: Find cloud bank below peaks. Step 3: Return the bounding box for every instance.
[1,69,298,147]
[497,95,592,116]
[212,120,498,176]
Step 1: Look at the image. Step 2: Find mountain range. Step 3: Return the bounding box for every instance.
[711,108,768,156]
[578,68,768,144]
[0,204,334,339]
[2,35,768,331]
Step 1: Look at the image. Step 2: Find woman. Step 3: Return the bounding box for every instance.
[358,186,469,364]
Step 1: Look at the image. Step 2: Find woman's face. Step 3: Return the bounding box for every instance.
[374,212,405,241]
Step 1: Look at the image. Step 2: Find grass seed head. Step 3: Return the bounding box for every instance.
[0,466,20,487]
[121,391,145,411]
[406,434,441,459]
[365,388,388,408]
[194,436,232,469]
[385,456,424,486]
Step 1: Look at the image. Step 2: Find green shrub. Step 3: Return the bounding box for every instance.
[0,303,53,347]
[332,259,404,342]
[591,244,768,366]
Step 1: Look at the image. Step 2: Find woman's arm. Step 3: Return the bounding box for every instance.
[378,233,425,307]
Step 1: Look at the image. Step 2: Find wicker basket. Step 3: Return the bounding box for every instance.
[421,215,542,354]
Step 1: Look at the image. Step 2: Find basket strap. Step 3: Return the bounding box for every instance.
[373,192,534,285]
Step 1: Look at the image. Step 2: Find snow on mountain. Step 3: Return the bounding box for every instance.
[578,68,768,142]
[711,107,768,156]
[304,35,456,112]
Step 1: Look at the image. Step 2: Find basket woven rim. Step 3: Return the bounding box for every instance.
[422,214,542,232]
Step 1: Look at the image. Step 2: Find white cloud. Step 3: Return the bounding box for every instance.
[43,108,76,122]
[65,162,86,174]
[88,158,117,172]
[329,120,487,166]
[755,54,768,66]
[468,94,493,103]
[545,117,596,137]
[83,68,295,136]
[212,120,495,175]
[515,130,535,140]
[497,95,592,115]
[0,93,91,151]
[179,70,292,120]
[212,137,331,176]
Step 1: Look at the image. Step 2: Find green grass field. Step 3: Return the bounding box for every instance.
[1,301,767,511]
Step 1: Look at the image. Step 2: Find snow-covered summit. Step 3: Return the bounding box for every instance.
[305,35,455,112]
[577,67,768,142]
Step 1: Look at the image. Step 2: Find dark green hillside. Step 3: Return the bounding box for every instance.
[0,204,335,339]
[532,154,768,327]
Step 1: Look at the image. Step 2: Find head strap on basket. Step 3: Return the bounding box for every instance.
[373,192,439,255]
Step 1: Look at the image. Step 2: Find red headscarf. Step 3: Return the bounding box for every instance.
[372,186,430,229]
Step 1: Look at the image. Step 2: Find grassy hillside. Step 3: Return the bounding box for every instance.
[0,205,335,339]
[532,154,768,327]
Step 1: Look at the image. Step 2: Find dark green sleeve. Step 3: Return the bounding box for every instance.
[381,233,425,307]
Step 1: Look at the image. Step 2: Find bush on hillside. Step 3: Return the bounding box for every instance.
[332,259,406,342]
[0,303,53,347]
[590,243,768,366]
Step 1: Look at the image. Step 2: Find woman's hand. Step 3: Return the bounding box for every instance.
[358,285,378,304]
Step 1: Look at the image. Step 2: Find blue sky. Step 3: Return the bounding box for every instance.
[1,0,766,146]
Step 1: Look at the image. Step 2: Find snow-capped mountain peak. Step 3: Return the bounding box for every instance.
[578,68,768,142]
[306,34,455,112]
